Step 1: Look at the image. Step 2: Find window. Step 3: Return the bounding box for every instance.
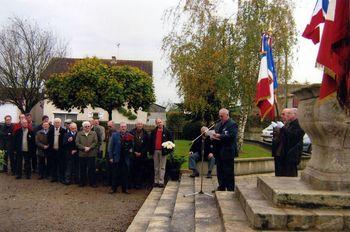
[53,113,77,122]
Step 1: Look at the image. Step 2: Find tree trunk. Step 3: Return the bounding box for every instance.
[237,106,249,153]
[108,109,112,121]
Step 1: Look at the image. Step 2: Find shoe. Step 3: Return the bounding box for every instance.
[190,172,199,178]
[16,176,22,179]
[63,181,71,185]
[26,176,31,179]
[51,179,57,183]
[38,176,44,180]
[206,173,212,178]
[158,184,165,188]
[79,184,85,187]
[122,190,130,194]
[109,189,117,194]
[91,184,97,188]
[153,183,159,188]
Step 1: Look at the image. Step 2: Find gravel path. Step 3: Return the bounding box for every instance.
[0,173,150,232]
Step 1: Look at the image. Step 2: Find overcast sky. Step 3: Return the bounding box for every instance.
[0,0,322,105]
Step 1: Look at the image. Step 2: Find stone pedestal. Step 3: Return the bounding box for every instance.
[293,84,350,191]
[235,85,350,230]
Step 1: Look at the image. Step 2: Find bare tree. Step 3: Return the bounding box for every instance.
[0,17,67,113]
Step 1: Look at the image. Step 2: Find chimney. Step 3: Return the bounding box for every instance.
[111,56,117,64]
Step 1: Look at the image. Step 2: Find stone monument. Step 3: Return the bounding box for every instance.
[235,84,350,231]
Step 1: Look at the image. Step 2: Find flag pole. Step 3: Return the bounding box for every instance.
[267,25,280,120]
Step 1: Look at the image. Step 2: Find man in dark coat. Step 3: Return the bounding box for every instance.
[47,118,67,183]
[14,119,35,179]
[35,122,50,179]
[212,108,238,191]
[149,118,173,188]
[0,115,15,174]
[63,122,78,185]
[130,120,149,189]
[188,126,215,178]
[282,108,305,177]
[109,122,134,194]
[272,108,289,176]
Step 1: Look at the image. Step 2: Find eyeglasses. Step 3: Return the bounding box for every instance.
[84,126,90,128]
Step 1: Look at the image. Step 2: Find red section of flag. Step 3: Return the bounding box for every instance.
[255,78,274,121]
[302,9,324,44]
[316,0,350,106]
[319,73,337,99]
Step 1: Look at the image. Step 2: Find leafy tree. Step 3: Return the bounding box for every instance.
[0,17,67,113]
[45,58,155,120]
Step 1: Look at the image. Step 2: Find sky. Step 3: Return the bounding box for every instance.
[0,0,322,106]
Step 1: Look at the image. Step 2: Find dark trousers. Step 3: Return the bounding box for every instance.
[79,156,96,186]
[3,150,15,174]
[111,161,129,192]
[130,157,145,188]
[16,152,31,178]
[274,156,284,176]
[283,162,298,177]
[38,155,47,178]
[216,158,235,191]
[31,152,37,172]
[65,153,79,184]
[50,149,65,181]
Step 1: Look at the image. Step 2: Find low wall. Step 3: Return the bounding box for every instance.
[194,155,310,176]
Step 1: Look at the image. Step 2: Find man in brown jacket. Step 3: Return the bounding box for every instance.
[75,121,98,187]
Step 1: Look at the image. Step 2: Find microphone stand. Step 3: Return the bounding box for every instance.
[183,121,219,198]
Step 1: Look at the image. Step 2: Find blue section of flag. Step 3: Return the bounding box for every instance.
[322,0,329,13]
[261,34,278,89]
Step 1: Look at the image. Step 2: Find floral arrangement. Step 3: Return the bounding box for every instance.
[122,133,134,142]
[162,141,175,149]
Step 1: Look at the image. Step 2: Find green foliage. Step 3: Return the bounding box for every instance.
[117,107,137,120]
[45,58,155,120]
[166,111,187,133]
[0,150,4,166]
[182,121,203,140]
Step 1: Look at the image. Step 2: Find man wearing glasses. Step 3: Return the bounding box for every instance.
[212,108,238,191]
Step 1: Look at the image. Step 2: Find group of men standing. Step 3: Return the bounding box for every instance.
[272,108,305,177]
[0,114,174,194]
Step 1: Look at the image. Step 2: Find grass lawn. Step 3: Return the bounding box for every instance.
[174,140,271,169]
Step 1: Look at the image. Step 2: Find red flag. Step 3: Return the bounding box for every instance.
[316,0,350,106]
[302,0,326,44]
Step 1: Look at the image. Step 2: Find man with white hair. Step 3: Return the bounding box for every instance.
[130,119,149,188]
[212,108,238,191]
[76,121,98,187]
[48,118,67,183]
[188,126,215,178]
[282,108,305,177]
[63,122,79,185]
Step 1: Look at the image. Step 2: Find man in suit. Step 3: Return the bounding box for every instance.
[109,122,134,194]
[35,122,50,179]
[48,118,66,183]
[149,118,173,188]
[14,119,35,179]
[283,108,305,177]
[63,122,78,185]
[212,108,238,191]
[0,115,15,174]
[130,120,149,189]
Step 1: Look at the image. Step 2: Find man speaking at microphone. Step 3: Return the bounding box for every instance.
[212,108,238,191]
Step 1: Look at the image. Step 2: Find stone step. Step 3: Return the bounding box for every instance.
[127,187,164,232]
[170,175,195,232]
[215,191,255,232]
[236,183,350,231]
[257,176,350,209]
[194,176,224,232]
[146,181,179,232]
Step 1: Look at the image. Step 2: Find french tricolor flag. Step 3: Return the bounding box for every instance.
[302,0,336,44]
[255,34,278,121]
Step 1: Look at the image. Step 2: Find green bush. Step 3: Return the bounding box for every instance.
[182,121,203,140]
[0,150,4,166]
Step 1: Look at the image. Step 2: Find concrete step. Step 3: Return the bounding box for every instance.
[257,176,350,209]
[146,181,179,232]
[194,176,224,232]
[170,176,195,232]
[127,187,164,232]
[215,191,255,232]
[236,183,350,231]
